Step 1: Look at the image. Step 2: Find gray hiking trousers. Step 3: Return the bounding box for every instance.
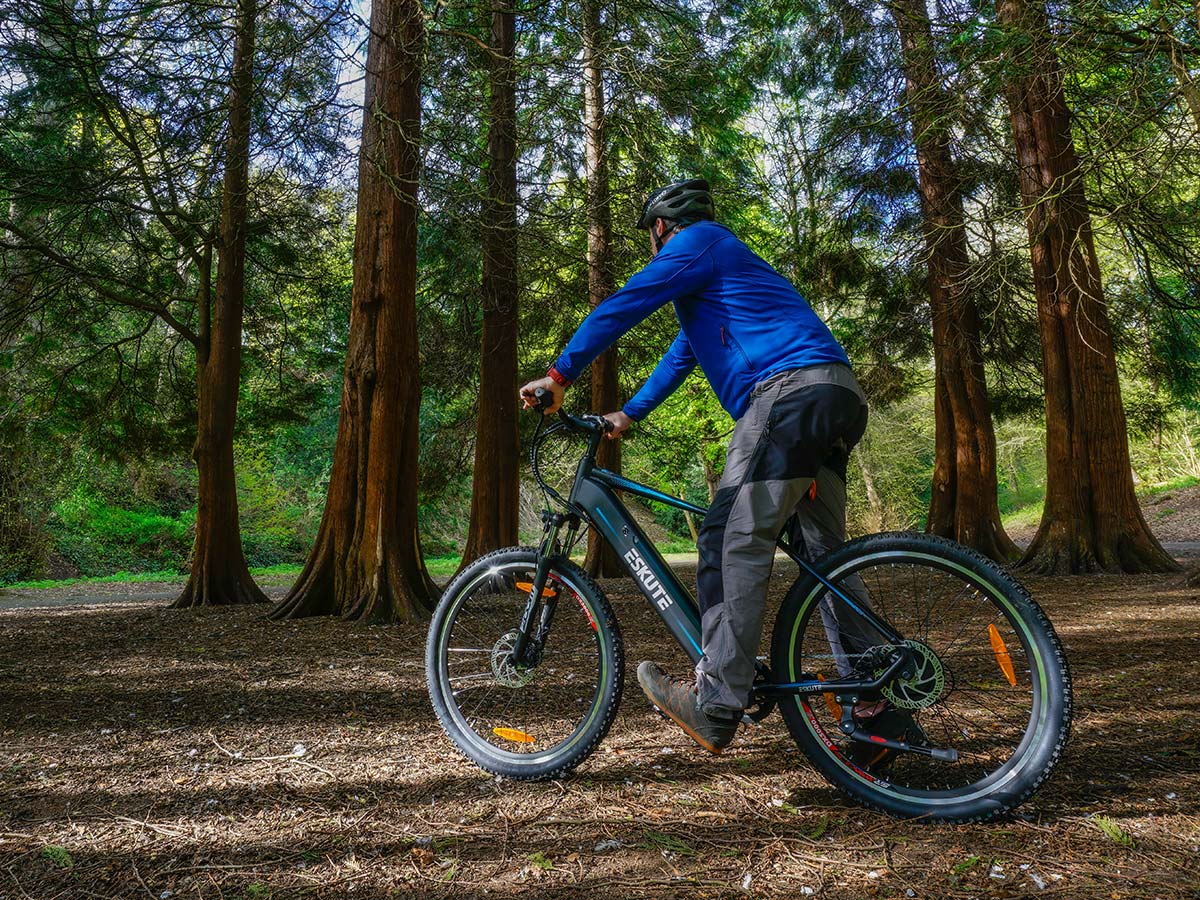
[694,364,884,716]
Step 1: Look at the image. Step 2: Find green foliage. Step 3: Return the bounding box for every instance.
[40,845,73,869]
[3,0,1200,589]
[235,447,319,568]
[846,395,937,534]
[1088,815,1135,848]
[49,487,193,577]
[951,855,982,874]
[639,830,696,856]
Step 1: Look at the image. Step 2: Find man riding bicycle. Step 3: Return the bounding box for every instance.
[519,179,885,755]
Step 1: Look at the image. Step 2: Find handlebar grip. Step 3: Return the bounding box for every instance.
[533,387,553,412]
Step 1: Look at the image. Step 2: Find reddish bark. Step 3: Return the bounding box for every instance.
[174,0,265,608]
[889,0,1018,563]
[461,1,520,566]
[270,0,435,623]
[582,0,622,577]
[998,0,1178,574]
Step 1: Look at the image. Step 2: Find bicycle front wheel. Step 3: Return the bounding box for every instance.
[772,532,1071,822]
[425,547,624,780]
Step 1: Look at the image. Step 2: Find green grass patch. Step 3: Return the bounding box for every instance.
[1137,474,1200,499]
[658,539,698,555]
[5,564,304,592]
[639,830,695,856]
[250,563,305,579]
[41,845,74,869]
[425,555,462,578]
[951,854,982,875]
[1088,814,1135,847]
[1001,500,1043,532]
[8,570,186,590]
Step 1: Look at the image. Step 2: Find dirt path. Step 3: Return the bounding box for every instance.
[1,566,1197,899]
[0,576,296,612]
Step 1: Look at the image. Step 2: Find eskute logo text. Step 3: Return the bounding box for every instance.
[623,547,674,611]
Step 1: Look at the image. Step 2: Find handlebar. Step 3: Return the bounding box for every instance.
[532,388,613,435]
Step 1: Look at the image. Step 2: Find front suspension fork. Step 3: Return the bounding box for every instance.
[508,511,579,668]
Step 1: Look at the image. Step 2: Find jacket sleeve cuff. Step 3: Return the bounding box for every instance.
[547,366,572,387]
[621,401,645,421]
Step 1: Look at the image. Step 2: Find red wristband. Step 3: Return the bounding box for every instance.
[547,366,572,387]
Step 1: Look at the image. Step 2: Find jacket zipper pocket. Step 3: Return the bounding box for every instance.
[722,325,752,369]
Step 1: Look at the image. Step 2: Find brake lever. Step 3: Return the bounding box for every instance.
[579,412,613,432]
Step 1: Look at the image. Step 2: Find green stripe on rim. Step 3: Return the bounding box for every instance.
[786,550,1048,805]
[437,561,610,766]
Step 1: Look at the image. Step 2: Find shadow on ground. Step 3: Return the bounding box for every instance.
[2,566,1198,898]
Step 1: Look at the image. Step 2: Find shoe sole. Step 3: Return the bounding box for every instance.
[649,701,727,754]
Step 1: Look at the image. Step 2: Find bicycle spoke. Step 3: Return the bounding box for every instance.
[438,565,606,755]
[789,548,1049,799]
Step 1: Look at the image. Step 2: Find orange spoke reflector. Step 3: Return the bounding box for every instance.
[515,581,556,598]
[988,624,1018,686]
[817,673,842,719]
[492,727,535,744]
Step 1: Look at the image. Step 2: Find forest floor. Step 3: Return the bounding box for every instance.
[2,552,1199,899]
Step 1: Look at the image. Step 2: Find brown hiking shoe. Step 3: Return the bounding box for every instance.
[637,661,740,754]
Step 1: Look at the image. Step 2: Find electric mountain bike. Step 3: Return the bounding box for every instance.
[426,393,1071,821]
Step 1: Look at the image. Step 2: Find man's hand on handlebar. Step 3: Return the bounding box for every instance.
[520,376,564,413]
[601,410,632,439]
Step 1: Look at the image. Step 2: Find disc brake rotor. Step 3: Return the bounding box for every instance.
[879,639,945,710]
[491,631,537,688]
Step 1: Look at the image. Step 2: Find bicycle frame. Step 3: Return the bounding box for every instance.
[552,418,907,702]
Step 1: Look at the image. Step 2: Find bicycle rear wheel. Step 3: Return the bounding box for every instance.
[426,547,624,780]
[772,532,1071,822]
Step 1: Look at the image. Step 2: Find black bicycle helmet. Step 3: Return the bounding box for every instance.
[636,179,715,230]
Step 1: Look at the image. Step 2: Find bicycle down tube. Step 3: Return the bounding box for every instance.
[572,471,706,661]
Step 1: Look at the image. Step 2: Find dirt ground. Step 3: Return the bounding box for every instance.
[2,554,1200,900]
[1140,483,1200,542]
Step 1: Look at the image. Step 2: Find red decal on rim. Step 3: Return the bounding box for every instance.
[800,697,883,784]
[575,596,598,631]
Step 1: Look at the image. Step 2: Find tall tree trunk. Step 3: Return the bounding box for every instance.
[461,1,520,566]
[889,0,1018,563]
[582,0,622,577]
[858,454,884,532]
[174,0,265,607]
[702,452,720,503]
[997,0,1178,574]
[270,0,434,623]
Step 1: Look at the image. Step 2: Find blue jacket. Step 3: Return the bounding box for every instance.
[551,221,850,421]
